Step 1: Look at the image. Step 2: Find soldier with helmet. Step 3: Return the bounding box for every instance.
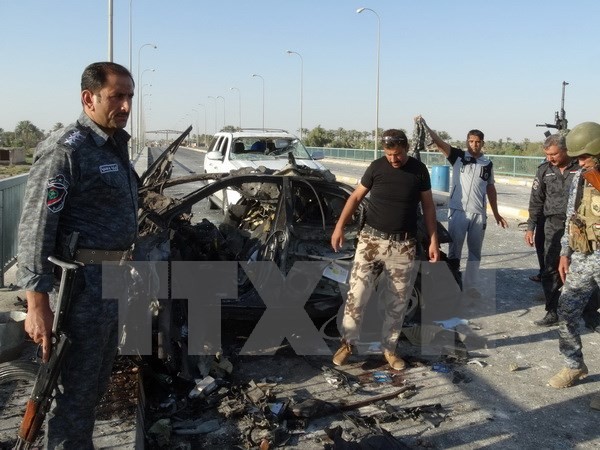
[547,122,600,409]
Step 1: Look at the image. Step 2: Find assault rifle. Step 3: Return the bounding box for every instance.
[14,256,82,450]
[537,81,569,137]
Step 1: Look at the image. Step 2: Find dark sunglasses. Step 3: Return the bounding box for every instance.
[381,136,407,147]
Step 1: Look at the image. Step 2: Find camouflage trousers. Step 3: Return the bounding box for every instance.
[341,231,417,352]
[557,250,600,369]
[47,265,119,450]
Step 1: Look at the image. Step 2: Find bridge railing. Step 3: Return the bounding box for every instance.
[0,174,27,287]
[309,148,543,178]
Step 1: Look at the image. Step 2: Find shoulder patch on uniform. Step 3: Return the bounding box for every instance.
[532,178,539,190]
[60,128,88,149]
[47,174,69,213]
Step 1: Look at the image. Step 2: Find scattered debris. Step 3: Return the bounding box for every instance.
[509,363,520,372]
[431,363,451,373]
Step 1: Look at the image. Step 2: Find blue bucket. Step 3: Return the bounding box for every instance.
[431,165,450,192]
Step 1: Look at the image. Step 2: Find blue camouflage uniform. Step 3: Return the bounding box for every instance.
[527,159,579,313]
[557,169,600,369]
[17,112,138,449]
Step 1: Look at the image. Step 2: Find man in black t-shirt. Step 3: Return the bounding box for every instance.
[330,129,440,369]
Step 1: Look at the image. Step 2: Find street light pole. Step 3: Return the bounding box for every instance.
[286,50,304,139]
[136,43,157,151]
[217,95,226,129]
[197,104,207,147]
[251,74,265,131]
[138,68,155,153]
[230,87,241,129]
[357,7,380,160]
[208,96,217,133]
[107,0,113,61]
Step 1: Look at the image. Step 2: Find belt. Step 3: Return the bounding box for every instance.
[361,224,416,242]
[75,248,129,264]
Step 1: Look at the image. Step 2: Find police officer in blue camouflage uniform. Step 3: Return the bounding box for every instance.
[525,134,580,326]
[17,62,138,449]
[547,123,600,410]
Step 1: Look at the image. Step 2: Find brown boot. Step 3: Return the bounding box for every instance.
[332,341,352,366]
[548,364,588,388]
[383,350,407,370]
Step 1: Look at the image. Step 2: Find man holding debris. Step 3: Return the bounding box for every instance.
[546,123,600,410]
[418,116,508,298]
[330,129,439,369]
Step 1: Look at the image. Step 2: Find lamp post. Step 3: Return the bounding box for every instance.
[217,95,226,129]
[251,74,265,131]
[207,96,218,133]
[357,7,380,159]
[230,87,241,129]
[286,50,304,139]
[137,68,155,153]
[196,104,206,147]
[136,43,157,151]
[141,93,152,147]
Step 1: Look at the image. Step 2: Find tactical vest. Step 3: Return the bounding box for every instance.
[569,182,600,252]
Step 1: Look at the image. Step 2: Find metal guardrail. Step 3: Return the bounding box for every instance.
[310,147,543,178]
[0,174,27,287]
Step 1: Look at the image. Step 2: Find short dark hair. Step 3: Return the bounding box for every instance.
[467,129,484,140]
[543,134,567,151]
[81,62,134,93]
[381,129,408,149]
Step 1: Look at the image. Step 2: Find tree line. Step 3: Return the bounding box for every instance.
[2,121,544,157]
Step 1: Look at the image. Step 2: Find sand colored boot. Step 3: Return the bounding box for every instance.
[383,350,407,370]
[548,364,588,388]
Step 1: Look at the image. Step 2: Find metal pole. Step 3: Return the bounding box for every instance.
[128,0,133,158]
[357,7,380,159]
[286,50,303,139]
[136,44,157,153]
[107,0,113,61]
[217,96,225,129]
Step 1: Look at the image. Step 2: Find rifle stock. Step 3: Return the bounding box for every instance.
[14,257,81,449]
[583,167,600,192]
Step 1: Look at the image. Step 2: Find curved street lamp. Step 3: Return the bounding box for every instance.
[137,68,155,153]
[357,7,380,159]
[136,43,157,152]
[286,50,304,139]
[251,74,265,131]
[196,103,206,147]
[230,87,241,129]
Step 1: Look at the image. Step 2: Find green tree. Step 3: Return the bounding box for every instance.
[14,120,44,149]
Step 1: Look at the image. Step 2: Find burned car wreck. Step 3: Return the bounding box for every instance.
[135,131,360,323]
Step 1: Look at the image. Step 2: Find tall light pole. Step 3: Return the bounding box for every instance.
[252,74,265,131]
[207,96,218,133]
[217,95,226,129]
[286,50,304,139]
[196,104,206,147]
[128,0,133,157]
[107,0,113,61]
[357,7,380,159]
[136,43,157,151]
[137,68,155,153]
[230,87,241,129]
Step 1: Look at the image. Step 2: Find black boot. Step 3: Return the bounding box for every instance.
[534,310,558,327]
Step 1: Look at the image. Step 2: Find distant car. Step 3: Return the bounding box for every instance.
[203,128,330,209]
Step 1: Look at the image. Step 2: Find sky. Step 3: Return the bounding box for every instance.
[1,0,599,143]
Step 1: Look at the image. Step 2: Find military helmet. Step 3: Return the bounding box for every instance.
[566,122,600,157]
